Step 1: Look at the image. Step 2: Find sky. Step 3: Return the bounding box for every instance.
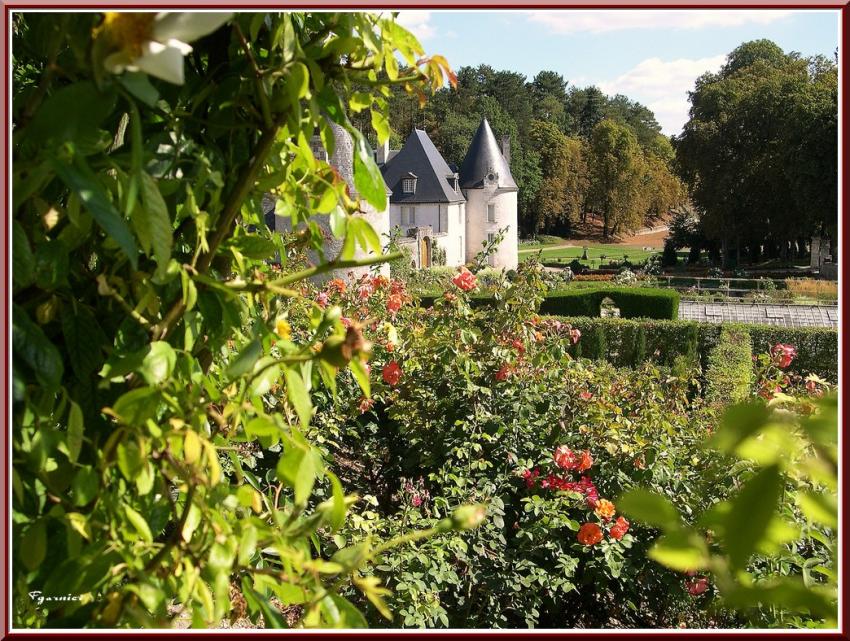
[395,9,840,136]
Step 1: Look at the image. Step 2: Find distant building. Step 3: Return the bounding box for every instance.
[268,118,519,278]
[380,118,518,270]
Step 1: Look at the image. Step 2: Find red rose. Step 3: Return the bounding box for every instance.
[451,267,477,292]
[577,523,603,546]
[511,338,526,355]
[382,361,402,386]
[554,445,578,470]
[609,516,630,540]
[686,576,709,596]
[495,364,511,381]
[579,391,593,401]
[522,468,540,488]
[770,343,797,369]
[358,283,374,300]
[386,294,403,315]
[577,450,593,473]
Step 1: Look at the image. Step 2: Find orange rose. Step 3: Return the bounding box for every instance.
[594,499,616,521]
[577,522,603,546]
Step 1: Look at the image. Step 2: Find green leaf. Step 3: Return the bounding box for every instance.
[349,92,372,113]
[708,402,773,455]
[62,305,106,380]
[124,504,153,543]
[116,440,144,481]
[111,387,161,425]
[617,489,681,530]
[138,173,173,278]
[328,593,368,628]
[350,216,382,255]
[371,108,390,145]
[50,156,138,269]
[21,519,47,571]
[139,341,176,385]
[325,471,346,533]
[276,434,323,506]
[12,220,35,289]
[71,466,99,506]
[647,528,709,572]
[119,72,160,107]
[12,303,64,393]
[226,340,262,380]
[796,490,837,528]
[349,358,370,398]
[723,464,782,570]
[66,400,84,464]
[25,81,117,150]
[284,365,312,428]
[353,134,387,211]
[225,235,277,260]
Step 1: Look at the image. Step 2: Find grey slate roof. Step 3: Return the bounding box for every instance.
[679,301,838,328]
[459,118,517,191]
[381,129,465,204]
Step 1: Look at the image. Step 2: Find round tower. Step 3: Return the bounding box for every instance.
[274,121,391,279]
[458,118,518,270]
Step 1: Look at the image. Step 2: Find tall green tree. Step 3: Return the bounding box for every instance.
[675,40,837,264]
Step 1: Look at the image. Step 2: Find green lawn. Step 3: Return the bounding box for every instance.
[519,243,660,267]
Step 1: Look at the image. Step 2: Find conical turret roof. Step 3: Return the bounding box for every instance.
[458,118,517,191]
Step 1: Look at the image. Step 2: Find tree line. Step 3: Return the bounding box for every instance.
[673,40,838,266]
[364,65,685,238]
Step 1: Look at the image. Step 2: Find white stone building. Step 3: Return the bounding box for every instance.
[267,118,519,276]
[380,118,519,270]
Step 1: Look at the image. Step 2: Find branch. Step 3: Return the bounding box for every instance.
[268,251,403,288]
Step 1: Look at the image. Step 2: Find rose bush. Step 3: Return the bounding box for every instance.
[298,262,744,628]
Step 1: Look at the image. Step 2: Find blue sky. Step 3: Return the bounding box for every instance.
[396,9,840,135]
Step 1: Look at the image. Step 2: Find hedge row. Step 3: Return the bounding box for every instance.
[559,316,838,381]
[705,328,754,406]
[418,287,680,320]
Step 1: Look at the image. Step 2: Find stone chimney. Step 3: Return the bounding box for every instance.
[376,138,390,165]
[500,135,511,165]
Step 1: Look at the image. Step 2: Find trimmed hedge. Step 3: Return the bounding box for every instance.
[561,316,838,382]
[540,287,680,320]
[705,328,753,406]
[418,287,680,320]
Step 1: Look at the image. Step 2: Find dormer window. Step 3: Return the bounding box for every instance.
[447,174,459,192]
[402,172,418,194]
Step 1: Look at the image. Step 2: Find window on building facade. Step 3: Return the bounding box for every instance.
[401,206,416,226]
[487,204,496,223]
[402,178,415,193]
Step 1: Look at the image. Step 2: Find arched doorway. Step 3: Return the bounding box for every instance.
[420,237,431,268]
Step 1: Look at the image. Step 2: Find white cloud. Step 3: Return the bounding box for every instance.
[528,9,792,34]
[395,10,436,40]
[595,55,726,134]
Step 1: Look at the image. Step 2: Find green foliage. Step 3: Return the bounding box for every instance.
[312,263,730,628]
[558,317,837,382]
[540,287,680,320]
[704,329,753,407]
[675,40,837,263]
[620,395,838,628]
[12,10,466,629]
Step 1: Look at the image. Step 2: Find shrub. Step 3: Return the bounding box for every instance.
[318,265,732,629]
[704,328,753,406]
[540,288,680,320]
[556,318,837,382]
[662,241,678,267]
